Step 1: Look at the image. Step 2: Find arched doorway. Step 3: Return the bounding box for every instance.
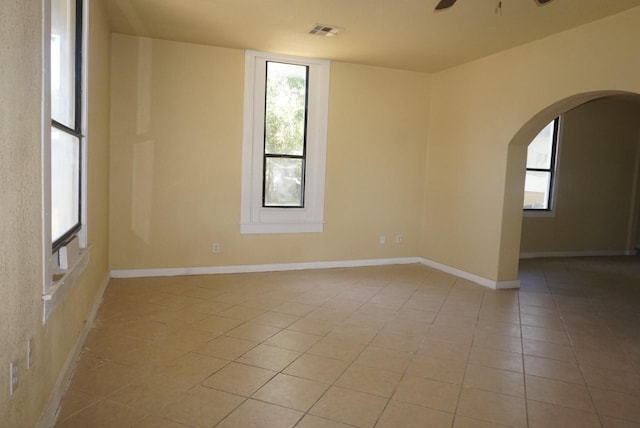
[499,91,640,281]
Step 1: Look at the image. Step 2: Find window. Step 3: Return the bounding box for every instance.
[42,0,87,322]
[240,50,330,234]
[51,0,83,248]
[523,117,560,211]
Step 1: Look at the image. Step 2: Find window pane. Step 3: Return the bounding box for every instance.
[51,128,80,242]
[264,62,307,156]
[526,120,555,170]
[51,0,76,128]
[264,157,303,207]
[523,171,551,209]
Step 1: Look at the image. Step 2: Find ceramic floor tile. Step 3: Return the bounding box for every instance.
[463,363,525,397]
[525,375,594,412]
[288,318,337,336]
[452,415,514,428]
[82,330,150,361]
[130,415,192,428]
[369,332,423,353]
[426,325,474,344]
[224,322,281,342]
[407,354,466,384]
[521,325,570,346]
[472,332,523,354]
[108,373,190,413]
[155,327,217,351]
[192,315,243,335]
[283,353,350,384]
[57,260,640,428]
[325,325,379,345]
[160,385,244,427]
[273,302,318,316]
[456,388,527,428]
[581,364,640,396]
[236,343,301,371]
[216,399,303,428]
[600,416,640,428]
[55,389,101,422]
[335,364,402,397]
[419,338,471,362]
[295,414,354,427]
[193,335,257,360]
[591,387,640,423]
[307,337,366,362]
[252,311,300,328]
[376,399,453,428]
[252,373,329,411]
[160,352,228,386]
[524,354,585,384]
[264,329,322,352]
[216,305,266,321]
[354,346,412,372]
[392,375,460,413]
[468,346,523,373]
[522,338,577,363]
[475,319,522,338]
[527,399,601,428]
[201,362,276,396]
[310,386,388,428]
[55,399,147,428]
[67,356,141,397]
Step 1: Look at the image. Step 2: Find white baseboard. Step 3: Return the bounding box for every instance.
[418,258,520,290]
[111,257,423,278]
[519,249,637,259]
[37,273,110,428]
[111,256,520,290]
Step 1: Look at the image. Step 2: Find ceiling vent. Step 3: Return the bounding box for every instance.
[309,24,344,37]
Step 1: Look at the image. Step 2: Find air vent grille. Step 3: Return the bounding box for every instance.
[309,24,344,37]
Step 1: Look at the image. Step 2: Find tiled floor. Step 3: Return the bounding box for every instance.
[55,257,640,427]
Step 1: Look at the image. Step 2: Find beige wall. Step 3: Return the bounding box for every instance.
[422,6,640,282]
[109,34,431,270]
[521,97,640,254]
[0,1,111,426]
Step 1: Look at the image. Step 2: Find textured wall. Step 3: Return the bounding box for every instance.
[0,1,112,426]
[108,35,431,270]
[423,6,640,282]
[0,0,46,423]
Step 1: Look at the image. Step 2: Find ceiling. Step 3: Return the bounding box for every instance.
[104,0,640,73]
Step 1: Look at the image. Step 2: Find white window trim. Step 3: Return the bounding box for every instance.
[523,117,563,218]
[240,50,330,234]
[41,0,89,323]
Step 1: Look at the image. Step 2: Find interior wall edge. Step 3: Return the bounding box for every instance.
[36,273,111,428]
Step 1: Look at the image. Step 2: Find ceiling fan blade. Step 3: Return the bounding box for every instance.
[535,0,553,4]
[435,0,457,11]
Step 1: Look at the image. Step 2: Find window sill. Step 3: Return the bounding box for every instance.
[42,246,90,323]
[523,209,556,218]
[240,222,324,234]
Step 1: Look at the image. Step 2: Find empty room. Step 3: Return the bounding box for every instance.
[2,0,640,427]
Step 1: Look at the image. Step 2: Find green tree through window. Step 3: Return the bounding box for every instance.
[263,62,308,207]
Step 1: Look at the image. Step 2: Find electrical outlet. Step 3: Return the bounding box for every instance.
[9,362,17,396]
[379,235,386,245]
[395,234,403,244]
[27,339,33,370]
[212,243,220,253]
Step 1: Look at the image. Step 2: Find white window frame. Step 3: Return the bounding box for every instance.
[240,50,330,234]
[523,117,562,218]
[41,0,89,323]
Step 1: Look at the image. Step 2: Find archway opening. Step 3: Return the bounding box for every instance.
[499,91,640,281]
